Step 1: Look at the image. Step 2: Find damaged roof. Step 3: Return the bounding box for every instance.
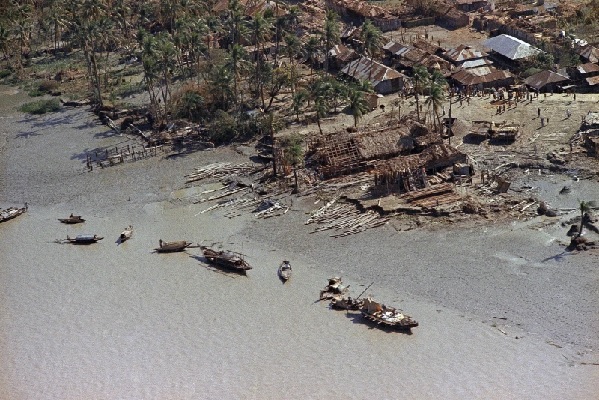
[484,34,541,60]
[443,45,487,63]
[353,127,413,160]
[329,44,359,63]
[524,70,569,90]
[341,57,404,86]
[577,63,599,75]
[451,66,513,86]
[577,45,599,63]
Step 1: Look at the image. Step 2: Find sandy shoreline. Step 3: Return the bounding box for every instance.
[1,87,599,399]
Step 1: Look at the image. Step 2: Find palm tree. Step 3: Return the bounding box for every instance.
[322,10,340,72]
[347,84,369,128]
[226,44,247,105]
[360,19,382,59]
[303,36,319,80]
[292,90,308,122]
[280,134,304,193]
[284,33,301,96]
[250,14,273,104]
[314,97,327,134]
[412,65,429,122]
[425,84,444,132]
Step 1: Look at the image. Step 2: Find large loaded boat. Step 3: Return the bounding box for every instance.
[58,214,85,224]
[66,234,104,244]
[201,246,252,274]
[154,239,193,253]
[0,205,27,223]
[360,297,419,331]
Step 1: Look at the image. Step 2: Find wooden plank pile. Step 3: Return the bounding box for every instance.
[398,183,461,208]
[185,162,257,184]
[305,199,389,238]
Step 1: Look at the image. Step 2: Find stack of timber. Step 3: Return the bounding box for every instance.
[306,199,388,238]
[185,163,258,184]
[398,183,461,208]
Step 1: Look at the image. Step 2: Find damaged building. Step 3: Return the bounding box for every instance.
[341,57,405,94]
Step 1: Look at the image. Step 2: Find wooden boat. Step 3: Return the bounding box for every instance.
[0,205,27,223]
[66,234,104,244]
[154,239,192,253]
[320,277,350,300]
[58,214,85,224]
[330,296,363,311]
[360,297,418,331]
[120,225,133,241]
[278,260,292,282]
[201,246,252,274]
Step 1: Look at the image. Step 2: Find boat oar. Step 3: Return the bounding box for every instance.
[355,281,375,301]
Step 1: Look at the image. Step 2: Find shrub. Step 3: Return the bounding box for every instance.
[172,84,207,122]
[207,109,237,144]
[0,69,11,79]
[29,80,60,97]
[19,99,61,114]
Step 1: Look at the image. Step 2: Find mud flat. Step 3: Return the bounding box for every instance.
[1,87,598,399]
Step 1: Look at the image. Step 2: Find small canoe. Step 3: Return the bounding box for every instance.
[120,225,133,241]
[58,214,85,224]
[67,234,103,244]
[278,261,292,282]
[155,239,192,253]
[0,206,27,223]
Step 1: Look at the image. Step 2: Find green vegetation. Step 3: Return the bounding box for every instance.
[19,99,61,114]
[28,80,60,97]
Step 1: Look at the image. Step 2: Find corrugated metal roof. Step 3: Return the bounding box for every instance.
[524,70,569,90]
[586,76,599,86]
[461,58,493,69]
[451,67,513,86]
[444,45,487,62]
[577,63,599,74]
[341,57,404,87]
[578,45,599,63]
[329,44,358,63]
[483,34,541,60]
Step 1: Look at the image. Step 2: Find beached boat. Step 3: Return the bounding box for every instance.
[320,277,350,300]
[66,234,104,244]
[58,214,85,224]
[154,239,192,253]
[360,297,418,331]
[0,205,27,223]
[120,225,133,241]
[330,296,363,311]
[201,246,252,274]
[278,260,292,282]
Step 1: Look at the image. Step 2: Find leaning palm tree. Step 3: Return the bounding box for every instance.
[314,97,327,134]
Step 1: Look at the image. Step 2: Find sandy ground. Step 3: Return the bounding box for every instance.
[1,86,599,399]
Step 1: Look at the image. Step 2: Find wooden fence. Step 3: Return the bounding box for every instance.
[86,144,168,171]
